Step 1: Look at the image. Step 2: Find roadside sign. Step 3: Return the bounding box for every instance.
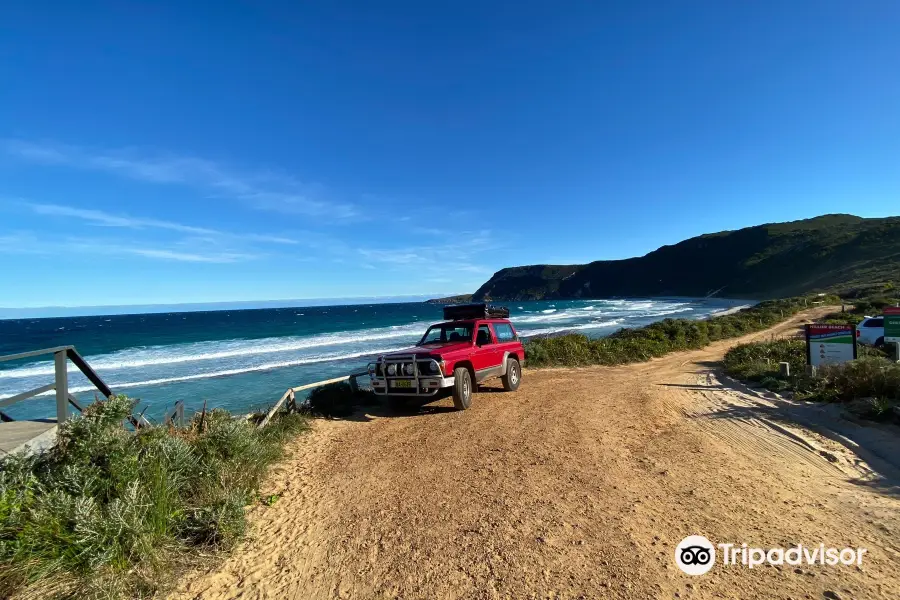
[805,324,857,367]
[884,307,900,344]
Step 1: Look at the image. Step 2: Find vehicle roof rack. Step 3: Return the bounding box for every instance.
[443,303,510,321]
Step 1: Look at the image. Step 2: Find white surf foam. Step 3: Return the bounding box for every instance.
[518,318,624,337]
[2,346,410,399]
[0,321,432,379]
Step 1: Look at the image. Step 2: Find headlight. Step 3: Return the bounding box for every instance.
[428,361,439,374]
[387,364,397,375]
[403,363,415,376]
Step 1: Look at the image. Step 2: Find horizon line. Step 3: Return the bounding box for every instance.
[0,293,467,320]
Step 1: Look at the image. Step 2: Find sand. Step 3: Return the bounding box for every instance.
[169,308,900,599]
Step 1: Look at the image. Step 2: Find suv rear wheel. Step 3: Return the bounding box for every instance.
[501,357,521,392]
[452,367,473,410]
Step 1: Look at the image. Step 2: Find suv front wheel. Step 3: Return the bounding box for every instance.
[452,367,473,410]
[501,357,521,391]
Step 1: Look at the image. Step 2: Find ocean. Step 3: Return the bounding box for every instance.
[0,297,749,421]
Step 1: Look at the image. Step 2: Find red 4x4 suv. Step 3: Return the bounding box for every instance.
[368,304,525,409]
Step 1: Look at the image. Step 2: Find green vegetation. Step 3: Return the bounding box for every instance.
[0,395,308,599]
[473,214,900,300]
[474,265,581,301]
[721,338,807,392]
[820,294,899,326]
[304,381,376,418]
[524,296,837,368]
[425,293,474,305]
[724,341,900,422]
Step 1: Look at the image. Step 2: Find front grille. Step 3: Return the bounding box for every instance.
[375,356,441,378]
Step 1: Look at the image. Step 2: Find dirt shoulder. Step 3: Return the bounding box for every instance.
[170,308,900,599]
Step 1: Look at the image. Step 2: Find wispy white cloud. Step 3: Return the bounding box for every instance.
[64,237,261,264]
[26,202,218,235]
[410,226,448,236]
[0,230,257,264]
[0,232,50,255]
[355,229,496,274]
[21,201,299,245]
[126,248,252,263]
[3,140,359,220]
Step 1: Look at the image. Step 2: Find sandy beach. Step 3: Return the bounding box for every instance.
[169,308,900,599]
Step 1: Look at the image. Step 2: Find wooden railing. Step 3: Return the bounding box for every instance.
[1,346,372,431]
[257,370,369,428]
[0,346,113,424]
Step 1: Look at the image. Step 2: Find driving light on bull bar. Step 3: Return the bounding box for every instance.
[403,363,415,376]
[387,364,397,376]
[428,361,439,374]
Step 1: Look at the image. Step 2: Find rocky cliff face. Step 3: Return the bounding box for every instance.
[471,214,900,300]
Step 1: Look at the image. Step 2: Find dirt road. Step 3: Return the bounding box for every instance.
[171,310,900,599]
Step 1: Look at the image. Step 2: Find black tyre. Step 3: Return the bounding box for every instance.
[501,358,521,392]
[452,367,473,410]
[876,336,885,347]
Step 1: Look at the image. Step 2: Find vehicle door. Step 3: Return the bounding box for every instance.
[472,322,502,377]
[491,322,520,365]
[860,317,884,344]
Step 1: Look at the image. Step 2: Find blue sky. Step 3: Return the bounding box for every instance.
[1,1,899,309]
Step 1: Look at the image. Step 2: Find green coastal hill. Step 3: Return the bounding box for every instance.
[469,214,900,301]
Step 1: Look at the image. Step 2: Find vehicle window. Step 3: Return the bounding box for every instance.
[418,323,473,345]
[866,318,884,328]
[493,323,516,342]
[476,324,494,345]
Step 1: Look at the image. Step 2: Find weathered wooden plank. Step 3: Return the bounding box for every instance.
[0,346,72,364]
[67,393,85,413]
[0,383,56,409]
[290,375,352,393]
[55,350,69,423]
[67,348,113,398]
[0,420,58,456]
[257,371,370,429]
[258,389,293,429]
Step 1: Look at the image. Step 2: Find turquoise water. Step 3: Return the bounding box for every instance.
[0,297,749,421]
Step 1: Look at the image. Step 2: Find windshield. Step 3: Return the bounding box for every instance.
[418,322,474,345]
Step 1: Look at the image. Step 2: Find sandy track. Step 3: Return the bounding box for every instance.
[171,309,900,599]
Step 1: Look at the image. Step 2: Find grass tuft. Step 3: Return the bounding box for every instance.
[0,395,308,599]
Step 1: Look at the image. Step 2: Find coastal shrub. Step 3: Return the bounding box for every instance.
[524,295,835,368]
[724,341,900,421]
[304,381,376,418]
[821,312,866,326]
[0,395,308,600]
[815,357,900,403]
[722,338,807,385]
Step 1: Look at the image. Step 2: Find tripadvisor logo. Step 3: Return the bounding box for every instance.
[675,536,716,575]
[674,536,867,575]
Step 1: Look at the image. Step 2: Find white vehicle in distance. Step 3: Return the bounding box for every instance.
[856,316,885,346]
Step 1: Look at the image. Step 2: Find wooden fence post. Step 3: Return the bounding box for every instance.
[54,350,69,424]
